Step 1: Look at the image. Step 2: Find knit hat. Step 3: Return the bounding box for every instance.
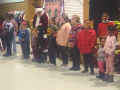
[35,6,43,13]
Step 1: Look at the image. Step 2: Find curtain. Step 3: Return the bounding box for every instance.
[89,0,119,32]
[45,0,64,22]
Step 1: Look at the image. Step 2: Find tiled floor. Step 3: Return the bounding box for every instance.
[0,43,120,90]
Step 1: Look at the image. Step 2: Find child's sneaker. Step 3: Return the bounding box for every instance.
[81,70,89,73]
[59,64,69,70]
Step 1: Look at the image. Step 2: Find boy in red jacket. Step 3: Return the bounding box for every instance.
[98,12,115,40]
[78,20,97,75]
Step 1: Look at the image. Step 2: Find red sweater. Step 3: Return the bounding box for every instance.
[77,29,97,54]
[98,21,114,37]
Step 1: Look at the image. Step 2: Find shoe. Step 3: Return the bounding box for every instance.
[59,64,69,69]
[32,58,38,62]
[106,75,114,83]
[73,67,81,71]
[13,52,17,55]
[102,74,109,81]
[69,67,74,70]
[81,70,88,73]
[45,61,50,64]
[24,56,30,59]
[47,63,55,66]
[90,70,94,75]
[3,53,12,57]
[99,72,105,79]
[96,71,101,78]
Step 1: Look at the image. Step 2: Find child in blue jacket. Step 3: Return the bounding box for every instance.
[19,22,29,59]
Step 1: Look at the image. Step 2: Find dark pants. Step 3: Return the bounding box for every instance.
[43,52,47,61]
[59,45,68,65]
[83,53,94,72]
[48,49,56,65]
[38,48,44,63]
[1,35,6,49]
[104,61,106,72]
[21,41,29,58]
[5,36,12,55]
[70,46,80,69]
[32,46,39,60]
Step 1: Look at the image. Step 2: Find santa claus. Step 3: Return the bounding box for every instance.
[33,6,48,62]
[33,6,48,34]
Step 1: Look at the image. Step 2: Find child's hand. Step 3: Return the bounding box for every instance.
[19,39,22,42]
[96,53,98,57]
[23,39,25,41]
[35,47,37,49]
[105,53,109,58]
[39,46,41,49]
[47,45,49,48]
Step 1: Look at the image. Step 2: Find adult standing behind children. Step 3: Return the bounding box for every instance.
[10,14,18,54]
[68,15,83,71]
[19,22,29,59]
[77,20,97,75]
[56,14,71,69]
[3,14,14,57]
[33,6,48,62]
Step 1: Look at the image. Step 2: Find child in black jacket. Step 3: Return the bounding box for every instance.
[37,24,44,63]
[47,25,58,66]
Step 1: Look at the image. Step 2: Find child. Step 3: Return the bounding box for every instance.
[19,22,30,59]
[77,20,97,75]
[98,12,116,40]
[31,29,38,62]
[48,25,58,66]
[37,24,44,63]
[96,39,105,79]
[103,25,116,82]
[3,14,14,57]
[45,17,56,63]
[68,15,83,71]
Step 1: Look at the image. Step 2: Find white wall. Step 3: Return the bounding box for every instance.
[64,0,83,24]
[0,0,24,4]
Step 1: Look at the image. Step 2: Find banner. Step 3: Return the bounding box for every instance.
[0,0,24,4]
[45,0,64,22]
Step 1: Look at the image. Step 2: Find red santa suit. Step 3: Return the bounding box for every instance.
[33,6,48,52]
[33,6,48,34]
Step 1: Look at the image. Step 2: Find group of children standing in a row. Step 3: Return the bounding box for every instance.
[2,12,117,83]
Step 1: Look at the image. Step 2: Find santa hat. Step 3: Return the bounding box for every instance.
[35,6,43,13]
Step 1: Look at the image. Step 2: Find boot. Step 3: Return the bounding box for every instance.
[96,71,101,78]
[99,72,105,79]
[102,74,109,81]
[106,75,114,83]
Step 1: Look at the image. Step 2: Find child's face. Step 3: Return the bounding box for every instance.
[32,31,35,35]
[71,16,76,25]
[22,25,27,29]
[100,39,105,47]
[6,17,10,21]
[107,30,114,36]
[49,19,54,25]
[50,29,55,35]
[102,14,109,21]
[84,21,91,29]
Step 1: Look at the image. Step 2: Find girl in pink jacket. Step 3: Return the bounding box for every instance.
[103,25,116,83]
[56,14,71,69]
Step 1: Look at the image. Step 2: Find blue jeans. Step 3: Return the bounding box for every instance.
[10,34,16,53]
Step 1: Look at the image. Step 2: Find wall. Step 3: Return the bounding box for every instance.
[0,0,89,26]
[0,0,24,4]
[0,2,25,17]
